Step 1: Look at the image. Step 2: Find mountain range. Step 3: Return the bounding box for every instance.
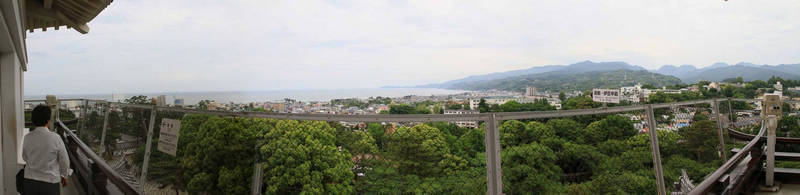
[653,62,800,83]
[406,61,800,92]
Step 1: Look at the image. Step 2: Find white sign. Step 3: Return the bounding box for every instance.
[157,118,181,156]
[592,89,621,104]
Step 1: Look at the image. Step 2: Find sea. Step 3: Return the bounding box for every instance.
[24,88,470,105]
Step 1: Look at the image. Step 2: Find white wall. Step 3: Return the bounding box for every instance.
[1,0,28,193]
[1,52,25,195]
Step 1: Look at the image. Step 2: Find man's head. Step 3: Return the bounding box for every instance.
[32,104,52,127]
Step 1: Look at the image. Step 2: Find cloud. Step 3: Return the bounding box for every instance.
[24,0,800,95]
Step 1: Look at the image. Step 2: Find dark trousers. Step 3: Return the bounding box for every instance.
[23,179,60,195]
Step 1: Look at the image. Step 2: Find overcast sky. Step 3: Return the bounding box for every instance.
[24,0,800,95]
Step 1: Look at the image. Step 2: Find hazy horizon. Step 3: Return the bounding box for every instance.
[25,0,800,95]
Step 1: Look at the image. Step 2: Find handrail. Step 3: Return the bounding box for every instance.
[56,119,141,195]
[689,122,767,195]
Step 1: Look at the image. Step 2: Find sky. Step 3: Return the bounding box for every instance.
[24,0,800,95]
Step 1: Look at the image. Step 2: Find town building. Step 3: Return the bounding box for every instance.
[444,109,480,128]
[174,98,185,107]
[525,86,537,96]
[156,95,167,106]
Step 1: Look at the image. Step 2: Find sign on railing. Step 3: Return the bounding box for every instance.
[157,118,181,156]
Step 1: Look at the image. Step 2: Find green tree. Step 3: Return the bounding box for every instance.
[181,116,269,194]
[478,98,489,113]
[557,142,606,174]
[777,115,800,137]
[563,96,600,110]
[502,143,563,194]
[582,115,637,145]
[366,123,387,150]
[693,113,709,121]
[677,120,719,162]
[386,124,452,177]
[547,119,585,143]
[261,120,355,194]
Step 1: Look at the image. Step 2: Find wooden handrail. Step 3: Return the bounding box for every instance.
[689,122,766,195]
[56,119,141,195]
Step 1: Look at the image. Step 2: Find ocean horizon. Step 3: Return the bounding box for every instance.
[24,88,471,105]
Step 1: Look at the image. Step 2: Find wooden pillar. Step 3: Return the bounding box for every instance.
[91,160,110,194]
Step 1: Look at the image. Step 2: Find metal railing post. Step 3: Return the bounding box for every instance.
[139,105,158,194]
[251,142,264,195]
[727,98,734,125]
[766,115,777,186]
[646,105,666,195]
[100,104,111,154]
[484,114,502,195]
[713,100,728,161]
[81,99,89,133]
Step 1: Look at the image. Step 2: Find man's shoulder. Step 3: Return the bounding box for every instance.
[33,129,61,140]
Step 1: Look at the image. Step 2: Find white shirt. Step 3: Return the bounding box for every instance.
[22,126,73,183]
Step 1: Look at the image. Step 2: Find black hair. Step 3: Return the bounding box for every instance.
[32,104,52,127]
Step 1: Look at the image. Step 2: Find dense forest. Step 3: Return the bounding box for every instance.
[74,108,727,194]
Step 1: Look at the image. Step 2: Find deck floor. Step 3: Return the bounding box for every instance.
[755,184,800,195]
[61,175,82,195]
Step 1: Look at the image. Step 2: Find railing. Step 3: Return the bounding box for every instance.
[54,118,141,195]
[689,121,767,195]
[29,97,769,195]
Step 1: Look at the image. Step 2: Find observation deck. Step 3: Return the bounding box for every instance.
[7,97,798,195]
[3,0,800,194]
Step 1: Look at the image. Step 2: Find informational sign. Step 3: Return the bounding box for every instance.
[157,118,181,156]
[592,89,621,104]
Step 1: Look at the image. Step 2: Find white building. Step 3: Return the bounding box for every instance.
[156,95,167,106]
[525,86,537,96]
[469,99,481,110]
[444,109,480,128]
[775,81,783,91]
[111,94,126,102]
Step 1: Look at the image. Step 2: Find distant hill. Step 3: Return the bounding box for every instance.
[653,65,696,79]
[401,60,800,91]
[550,61,645,73]
[417,61,646,88]
[681,65,800,83]
[762,63,800,75]
[418,65,566,88]
[448,70,681,92]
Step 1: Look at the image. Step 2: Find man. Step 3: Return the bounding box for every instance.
[22,105,72,195]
